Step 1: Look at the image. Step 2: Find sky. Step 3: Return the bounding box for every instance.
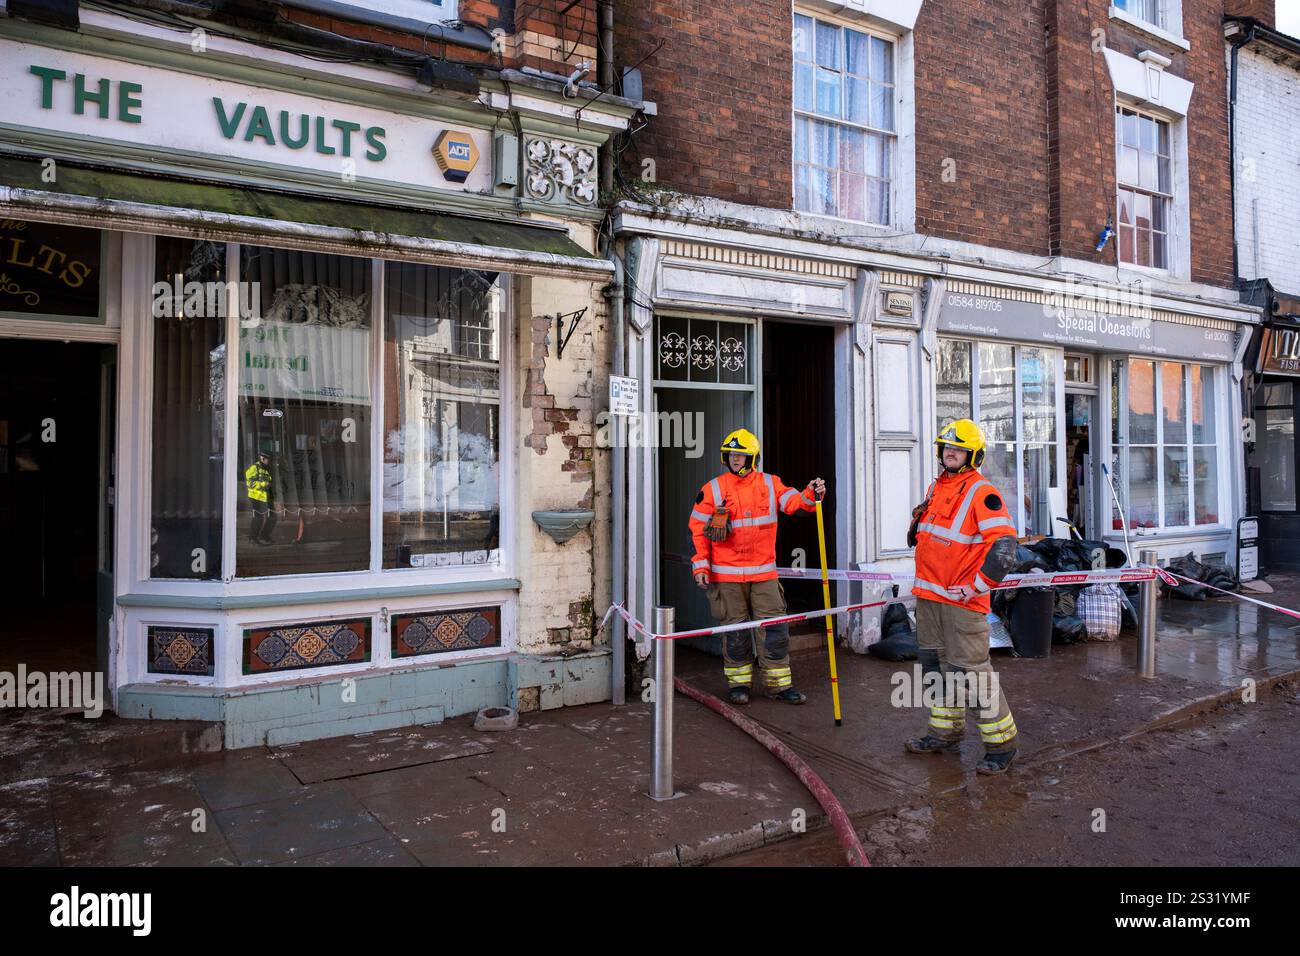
[1278,0,1300,38]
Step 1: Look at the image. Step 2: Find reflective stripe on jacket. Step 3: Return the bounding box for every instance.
[911,468,1016,614]
[245,463,272,503]
[689,470,818,583]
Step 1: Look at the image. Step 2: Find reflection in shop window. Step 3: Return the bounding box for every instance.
[383,263,502,569]
[236,246,372,576]
[1256,382,1294,512]
[935,339,1059,535]
[150,237,226,578]
[1114,360,1219,530]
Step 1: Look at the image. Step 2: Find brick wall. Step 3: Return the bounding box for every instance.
[914,0,1051,255]
[277,0,598,74]
[1234,45,1300,290]
[614,0,1236,285]
[613,0,793,207]
[1225,1,1276,27]
[1056,0,1235,285]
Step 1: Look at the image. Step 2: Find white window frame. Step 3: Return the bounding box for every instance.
[136,237,515,594]
[1109,2,1190,52]
[328,0,458,25]
[1112,100,1191,280]
[792,7,910,229]
[1115,104,1174,273]
[1111,359,1226,534]
[934,337,1066,537]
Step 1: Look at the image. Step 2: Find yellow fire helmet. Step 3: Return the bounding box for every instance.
[720,428,761,475]
[935,418,986,472]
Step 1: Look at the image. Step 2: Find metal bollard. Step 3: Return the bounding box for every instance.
[649,606,678,801]
[1138,549,1158,679]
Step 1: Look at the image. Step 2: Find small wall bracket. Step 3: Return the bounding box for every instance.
[555,307,588,358]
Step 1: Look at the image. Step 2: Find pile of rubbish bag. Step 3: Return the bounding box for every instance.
[867,600,918,661]
[1160,551,1239,601]
[991,538,1137,646]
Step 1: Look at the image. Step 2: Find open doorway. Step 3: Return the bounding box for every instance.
[763,320,836,621]
[0,340,110,676]
[1065,391,1096,539]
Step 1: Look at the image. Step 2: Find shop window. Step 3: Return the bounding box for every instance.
[1256,381,1295,512]
[235,246,372,576]
[936,339,1059,536]
[150,238,227,579]
[1112,360,1220,530]
[1116,107,1172,270]
[0,219,103,324]
[383,263,502,569]
[793,13,896,224]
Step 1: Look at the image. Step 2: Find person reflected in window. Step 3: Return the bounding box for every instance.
[246,450,277,546]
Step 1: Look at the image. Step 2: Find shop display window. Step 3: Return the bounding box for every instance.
[236,246,373,576]
[1112,359,1220,530]
[383,263,502,569]
[150,237,226,579]
[935,338,1060,536]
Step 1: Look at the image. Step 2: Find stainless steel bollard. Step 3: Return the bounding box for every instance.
[1138,549,1158,679]
[649,606,677,800]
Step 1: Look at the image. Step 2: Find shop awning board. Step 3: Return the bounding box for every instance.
[0,155,611,280]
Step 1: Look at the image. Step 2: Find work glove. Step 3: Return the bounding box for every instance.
[704,508,732,542]
[809,478,827,501]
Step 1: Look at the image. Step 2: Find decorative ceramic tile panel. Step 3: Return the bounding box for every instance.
[391,607,500,658]
[148,626,216,676]
[243,618,371,674]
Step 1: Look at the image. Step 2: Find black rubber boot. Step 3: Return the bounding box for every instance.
[905,734,962,755]
[976,748,1018,775]
[768,687,807,704]
[727,686,750,706]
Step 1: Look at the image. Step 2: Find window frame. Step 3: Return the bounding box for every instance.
[792,10,900,226]
[1108,2,1190,51]
[1115,105,1174,272]
[142,238,514,588]
[1111,358,1224,533]
[322,0,458,26]
[934,337,1066,537]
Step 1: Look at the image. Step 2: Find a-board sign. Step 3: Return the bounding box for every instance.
[1237,516,1259,583]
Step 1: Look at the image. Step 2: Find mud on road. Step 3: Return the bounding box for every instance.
[715,679,1300,867]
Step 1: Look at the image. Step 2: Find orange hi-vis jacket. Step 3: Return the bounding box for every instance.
[911,468,1017,614]
[690,470,818,583]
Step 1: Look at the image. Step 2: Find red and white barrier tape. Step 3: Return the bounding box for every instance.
[1164,571,1300,621]
[597,598,895,642]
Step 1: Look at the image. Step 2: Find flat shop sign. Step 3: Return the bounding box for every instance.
[1260,326,1300,376]
[1237,516,1259,583]
[0,40,491,194]
[939,292,1237,362]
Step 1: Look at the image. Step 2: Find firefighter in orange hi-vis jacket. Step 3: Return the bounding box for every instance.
[906,418,1021,774]
[689,429,826,706]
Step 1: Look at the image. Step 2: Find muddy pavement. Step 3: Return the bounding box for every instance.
[715,679,1300,866]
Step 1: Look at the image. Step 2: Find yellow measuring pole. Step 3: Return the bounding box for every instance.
[815,500,843,726]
